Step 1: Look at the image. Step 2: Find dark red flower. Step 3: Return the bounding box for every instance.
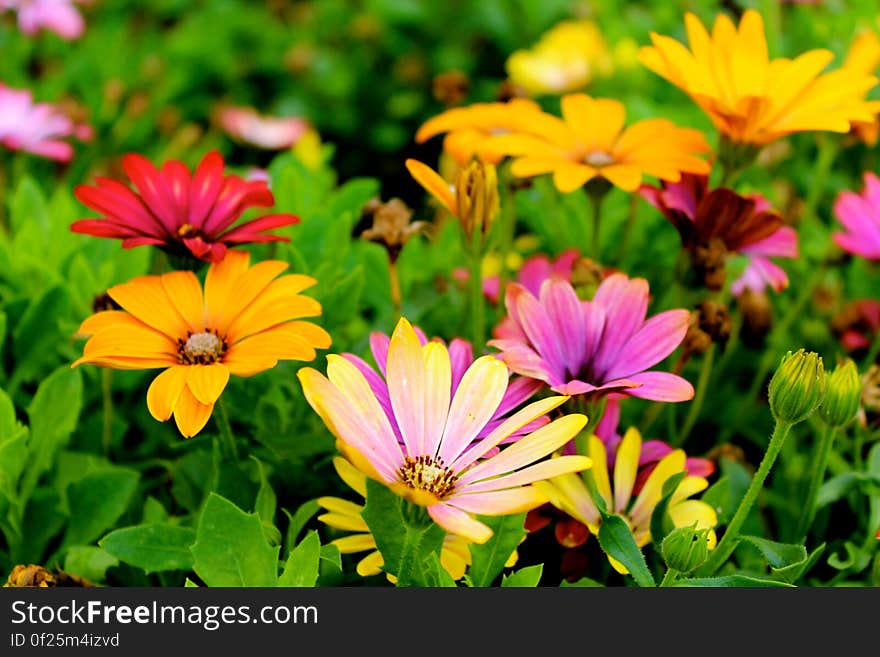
[71,150,299,262]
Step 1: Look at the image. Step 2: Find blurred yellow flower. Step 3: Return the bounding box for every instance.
[505,19,612,96]
[844,30,880,145]
[639,9,880,146]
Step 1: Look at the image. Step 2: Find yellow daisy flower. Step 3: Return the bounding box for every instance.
[844,30,880,146]
[639,9,880,146]
[318,457,516,582]
[73,250,331,438]
[536,427,717,574]
[483,93,711,193]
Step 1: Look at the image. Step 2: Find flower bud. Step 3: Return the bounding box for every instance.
[661,524,711,574]
[818,358,862,428]
[768,349,826,425]
[455,160,499,240]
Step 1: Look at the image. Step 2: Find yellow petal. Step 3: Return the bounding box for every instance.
[108,275,188,340]
[405,159,456,216]
[186,363,230,406]
[160,271,205,333]
[146,365,189,422]
[613,427,641,513]
[172,385,214,438]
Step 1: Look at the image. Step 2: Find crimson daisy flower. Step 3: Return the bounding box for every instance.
[71,150,299,263]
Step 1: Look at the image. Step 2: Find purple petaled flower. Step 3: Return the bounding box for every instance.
[489,272,694,402]
[0,0,85,40]
[342,325,549,451]
[833,172,880,261]
[0,83,89,162]
[640,173,797,295]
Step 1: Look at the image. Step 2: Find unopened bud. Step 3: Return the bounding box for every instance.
[455,161,499,240]
[818,358,861,428]
[768,349,826,425]
[661,524,711,574]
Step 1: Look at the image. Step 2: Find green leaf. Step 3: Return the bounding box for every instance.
[317,544,344,587]
[827,541,860,571]
[63,546,119,583]
[467,513,525,587]
[283,500,321,556]
[421,552,457,587]
[561,577,605,587]
[63,467,140,547]
[100,524,196,574]
[739,535,814,584]
[190,493,280,587]
[21,367,83,502]
[596,513,656,587]
[141,497,169,524]
[278,530,321,587]
[184,578,199,588]
[501,563,544,587]
[0,387,28,503]
[251,456,280,545]
[12,286,70,383]
[361,479,444,586]
[817,472,880,509]
[673,575,795,587]
[701,458,752,526]
[649,471,687,547]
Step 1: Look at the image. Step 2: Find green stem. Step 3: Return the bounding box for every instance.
[573,396,607,457]
[697,420,792,576]
[467,233,485,350]
[658,568,680,587]
[612,194,639,264]
[794,424,837,542]
[101,369,114,456]
[389,258,402,316]
[861,329,880,369]
[494,183,517,322]
[675,344,715,447]
[589,193,604,260]
[214,398,238,462]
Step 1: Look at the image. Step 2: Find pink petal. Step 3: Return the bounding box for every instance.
[604,309,689,380]
[623,371,694,402]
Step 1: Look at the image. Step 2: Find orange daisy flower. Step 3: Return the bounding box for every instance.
[73,250,331,438]
[639,10,880,146]
[483,93,711,193]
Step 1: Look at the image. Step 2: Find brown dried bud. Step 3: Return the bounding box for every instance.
[92,292,121,314]
[432,70,470,107]
[696,300,732,346]
[496,79,529,102]
[737,288,773,346]
[4,565,91,588]
[360,198,427,262]
[693,237,728,291]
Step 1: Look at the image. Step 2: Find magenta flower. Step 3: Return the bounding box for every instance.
[216,105,310,150]
[640,173,797,295]
[70,150,300,263]
[489,273,694,402]
[484,249,580,304]
[342,324,549,450]
[833,172,880,261]
[0,0,85,40]
[0,83,88,162]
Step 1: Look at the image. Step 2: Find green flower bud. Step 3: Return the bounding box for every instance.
[768,349,826,425]
[818,359,862,428]
[661,524,711,574]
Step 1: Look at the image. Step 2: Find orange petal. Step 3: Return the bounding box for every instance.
[405,159,457,216]
[146,365,190,421]
[173,385,214,438]
[203,249,251,328]
[186,363,230,406]
[210,259,290,333]
[160,271,205,333]
[108,276,189,339]
[77,311,144,337]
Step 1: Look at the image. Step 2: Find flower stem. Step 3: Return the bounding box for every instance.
[794,424,837,542]
[674,344,715,447]
[101,369,114,456]
[467,231,486,349]
[697,420,792,576]
[388,258,402,316]
[612,194,639,264]
[494,183,517,321]
[861,329,880,369]
[214,398,238,462]
[658,568,680,587]
[589,193,604,260]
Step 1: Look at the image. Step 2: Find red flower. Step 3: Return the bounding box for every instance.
[71,151,299,262]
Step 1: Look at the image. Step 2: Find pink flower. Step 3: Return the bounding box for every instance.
[833,172,880,261]
[483,249,580,304]
[489,273,694,402]
[0,83,88,162]
[216,105,310,150]
[1,0,85,40]
[70,150,299,263]
[640,173,798,295]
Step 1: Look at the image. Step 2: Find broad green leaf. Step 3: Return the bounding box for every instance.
[501,563,544,587]
[317,544,344,587]
[868,444,880,535]
[649,471,687,547]
[421,552,457,588]
[100,524,197,574]
[468,513,526,587]
[283,500,321,556]
[328,177,380,219]
[739,535,815,584]
[817,472,880,509]
[12,286,70,382]
[561,577,605,587]
[597,513,656,587]
[827,541,862,571]
[184,578,199,588]
[361,479,444,586]
[190,493,280,587]
[674,575,795,587]
[278,530,321,587]
[701,458,752,526]
[141,497,169,524]
[0,388,28,501]
[63,546,119,583]
[251,456,280,545]
[63,467,140,547]
[12,489,66,564]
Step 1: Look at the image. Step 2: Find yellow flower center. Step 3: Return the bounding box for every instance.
[177,223,198,238]
[584,150,614,167]
[398,455,458,498]
[178,330,226,365]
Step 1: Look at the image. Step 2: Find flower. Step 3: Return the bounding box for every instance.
[215,105,310,150]
[768,349,826,425]
[0,0,85,40]
[818,358,861,428]
[639,10,880,146]
[537,426,718,573]
[843,31,880,145]
[640,173,798,294]
[0,83,89,162]
[72,250,331,438]
[414,98,546,165]
[70,150,300,263]
[505,19,611,96]
[483,93,711,192]
[489,273,694,402]
[342,324,550,450]
[484,248,581,305]
[832,172,880,261]
[297,317,592,543]
[317,456,515,581]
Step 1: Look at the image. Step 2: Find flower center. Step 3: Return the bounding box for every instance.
[177,223,199,238]
[178,330,226,365]
[584,150,614,167]
[397,455,459,498]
